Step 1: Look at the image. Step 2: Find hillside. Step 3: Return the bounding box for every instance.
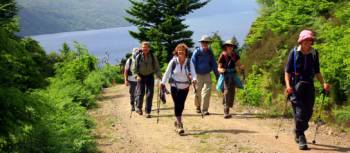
[17,0,131,36]
[241,0,350,128]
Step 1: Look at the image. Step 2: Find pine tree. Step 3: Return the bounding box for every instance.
[125,0,209,65]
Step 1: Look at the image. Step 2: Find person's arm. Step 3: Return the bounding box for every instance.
[190,60,197,83]
[161,60,173,85]
[236,60,244,71]
[285,50,294,95]
[132,55,141,80]
[154,55,162,79]
[124,59,130,86]
[210,51,219,79]
[218,63,225,73]
[217,54,225,73]
[314,51,330,92]
[191,49,198,71]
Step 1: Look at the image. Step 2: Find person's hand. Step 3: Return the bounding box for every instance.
[285,87,293,95]
[239,65,245,71]
[219,68,226,73]
[323,83,330,93]
[192,80,197,85]
[157,75,162,80]
[136,75,141,81]
[124,80,129,86]
[161,83,166,90]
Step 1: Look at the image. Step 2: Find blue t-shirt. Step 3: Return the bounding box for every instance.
[285,47,320,84]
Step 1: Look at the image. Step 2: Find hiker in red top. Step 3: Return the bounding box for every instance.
[217,39,244,119]
[285,30,330,150]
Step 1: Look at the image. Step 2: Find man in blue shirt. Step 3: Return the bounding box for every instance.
[191,35,219,115]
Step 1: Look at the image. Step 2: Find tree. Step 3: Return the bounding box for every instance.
[125,0,209,65]
[0,0,18,32]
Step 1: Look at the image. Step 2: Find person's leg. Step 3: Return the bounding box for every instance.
[145,75,155,115]
[223,75,235,118]
[195,74,205,112]
[304,84,315,131]
[178,88,189,118]
[293,82,310,150]
[129,81,137,111]
[136,77,146,114]
[171,86,180,119]
[202,73,212,114]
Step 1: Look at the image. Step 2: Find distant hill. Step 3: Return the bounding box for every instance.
[17,0,131,36]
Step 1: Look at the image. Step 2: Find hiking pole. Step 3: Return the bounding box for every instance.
[312,91,327,144]
[275,95,290,139]
[193,83,203,119]
[157,79,161,124]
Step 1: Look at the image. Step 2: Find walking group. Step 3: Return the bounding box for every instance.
[124,30,330,150]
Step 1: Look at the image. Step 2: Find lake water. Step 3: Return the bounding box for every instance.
[31,0,259,64]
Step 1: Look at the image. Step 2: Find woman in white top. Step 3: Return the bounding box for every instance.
[161,43,197,135]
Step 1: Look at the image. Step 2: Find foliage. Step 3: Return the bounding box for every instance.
[244,0,350,126]
[125,0,209,66]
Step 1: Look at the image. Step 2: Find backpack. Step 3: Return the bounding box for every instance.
[135,51,156,73]
[169,57,192,84]
[126,58,133,76]
[292,47,317,84]
[196,47,214,59]
[194,47,215,67]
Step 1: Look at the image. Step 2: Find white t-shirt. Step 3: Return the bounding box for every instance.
[161,57,197,89]
[125,58,137,82]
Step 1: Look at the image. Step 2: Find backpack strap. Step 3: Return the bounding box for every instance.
[127,58,133,75]
[135,53,142,75]
[150,52,156,69]
[169,58,191,85]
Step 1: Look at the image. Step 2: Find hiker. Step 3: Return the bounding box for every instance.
[217,39,244,119]
[191,35,219,115]
[161,43,197,135]
[285,30,330,150]
[133,41,162,118]
[124,48,139,111]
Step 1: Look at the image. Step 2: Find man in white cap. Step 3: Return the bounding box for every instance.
[191,35,219,115]
[124,48,140,111]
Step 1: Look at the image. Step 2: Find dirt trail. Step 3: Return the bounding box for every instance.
[89,85,350,153]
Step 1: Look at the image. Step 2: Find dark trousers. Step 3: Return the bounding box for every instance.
[290,82,315,136]
[129,81,137,107]
[223,74,236,108]
[171,86,189,117]
[136,74,154,114]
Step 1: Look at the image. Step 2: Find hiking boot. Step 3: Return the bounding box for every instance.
[203,111,210,116]
[131,105,135,111]
[298,134,308,150]
[196,107,201,113]
[177,123,185,135]
[136,109,143,115]
[145,113,151,118]
[224,107,232,119]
